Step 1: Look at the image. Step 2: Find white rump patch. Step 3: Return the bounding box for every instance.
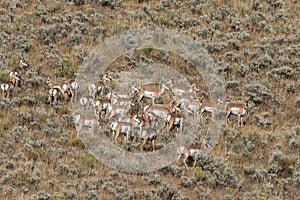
[80,97,88,105]
[205,106,214,113]
[174,118,181,125]
[143,91,155,98]
[231,107,246,115]
[189,149,200,156]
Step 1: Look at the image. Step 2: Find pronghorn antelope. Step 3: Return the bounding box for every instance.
[12,59,28,73]
[48,88,60,106]
[74,114,99,137]
[164,113,185,133]
[143,111,161,129]
[10,59,28,87]
[131,114,143,129]
[115,97,132,106]
[105,91,133,106]
[143,103,181,129]
[171,94,198,116]
[171,94,195,108]
[139,128,157,152]
[133,113,151,129]
[93,92,115,118]
[135,82,169,105]
[199,97,214,118]
[129,114,151,138]
[88,74,112,98]
[110,114,147,144]
[46,77,69,98]
[111,93,133,106]
[117,116,132,123]
[166,79,199,96]
[9,71,21,87]
[143,103,181,119]
[225,97,250,127]
[109,86,137,99]
[181,98,201,118]
[69,79,79,102]
[106,102,132,119]
[79,95,94,113]
[176,138,208,170]
[105,91,120,105]
[110,121,133,144]
[1,81,14,98]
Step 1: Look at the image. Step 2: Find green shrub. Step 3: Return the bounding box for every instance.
[267,66,296,80]
[245,82,271,104]
[194,167,206,181]
[53,194,66,200]
[269,155,296,178]
[225,81,240,90]
[251,55,274,71]
[55,58,74,78]
[81,153,97,166]
[0,70,9,82]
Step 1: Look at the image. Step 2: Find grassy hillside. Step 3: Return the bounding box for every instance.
[0,0,299,199]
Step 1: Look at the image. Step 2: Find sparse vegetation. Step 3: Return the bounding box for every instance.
[0,0,299,199]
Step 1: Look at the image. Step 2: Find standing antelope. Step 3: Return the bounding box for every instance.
[110,86,137,99]
[48,88,60,106]
[143,103,181,119]
[164,113,185,134]
[176,138,208,170]
[1,81,14,98]
[74,114,99,137]
[93,92,115,118]
[143,103,181,129]
[117,115,132,123]
[9,71,21,87]
[106,103,132,119]
[10,59,28,87]
[166,79,199,96]
[79,95,94,113]
[136,82,169,105]
[104,91,133,106]
[139,128,157,152]
[110,114,150,144]
[171,94,195,109]
[69,79,79,102]
[113,96,133,106]
[46,77,69,98]
[199,97,214,118]
[181,98,201,118]
[110,121,133,144]
[88,74,112,98]
[225,97,250,127]
[132,113,151,129]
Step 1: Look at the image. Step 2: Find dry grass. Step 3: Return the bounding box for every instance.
[0,0,299,199]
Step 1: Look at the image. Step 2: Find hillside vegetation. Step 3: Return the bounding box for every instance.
[0,0,299,199]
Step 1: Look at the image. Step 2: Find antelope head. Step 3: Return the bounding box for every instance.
[102,74,112,82]
[19,59,28,68]
[45,76,51,85]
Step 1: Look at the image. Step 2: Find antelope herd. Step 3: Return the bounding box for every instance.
[1,59,253,169]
